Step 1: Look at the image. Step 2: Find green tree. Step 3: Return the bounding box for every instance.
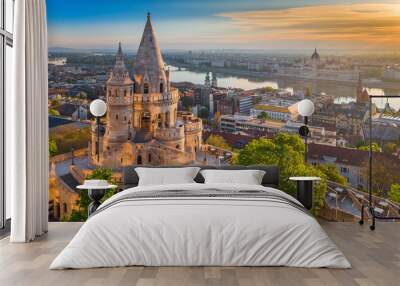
[181,95,194,111]
[388,184,400,203]
[79,91,88,99]
[358,142,381,152]
[233,133,327,214]
[198,107,209,119]
[49,108,60,116]
[49,139,58,157]
[50,98,61,109]
[50,126,91,155]
[383,142,398,154]
[362,156,399,197]
[257,112,270,121]
[206,135,231,150]
[263,86,274,93]
[69,167,116,222]
[315,163,348,186]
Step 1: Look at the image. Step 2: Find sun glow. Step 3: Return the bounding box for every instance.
[218,3,400,50]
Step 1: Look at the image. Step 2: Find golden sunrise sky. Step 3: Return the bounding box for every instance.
[218,3,400,50]
[47,1,400,51]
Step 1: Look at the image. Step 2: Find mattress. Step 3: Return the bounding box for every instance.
[50,183,351,269]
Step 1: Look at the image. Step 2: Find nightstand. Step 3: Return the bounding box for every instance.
[77,180,117,216]
[289,177,321,210]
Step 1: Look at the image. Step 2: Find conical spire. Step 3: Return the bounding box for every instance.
[115,42,125,69]
[133,13,167,93]
[311,48,320,60]
[108,42,132,85]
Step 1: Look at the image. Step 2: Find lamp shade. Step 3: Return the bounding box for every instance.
[298,99,315,117]
[90,99,107,117]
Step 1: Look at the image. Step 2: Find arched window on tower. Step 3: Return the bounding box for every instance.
[133,83,136,93]
[144,83,149,94]
[159,82,164,93]
[137,155,142,165]
[116,114,119,120]
[148,153,152,163]
[124,89,127,97]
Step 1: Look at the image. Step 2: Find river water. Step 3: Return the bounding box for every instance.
[168,66,400,110]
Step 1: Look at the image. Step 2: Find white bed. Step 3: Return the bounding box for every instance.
[50,183,351,269]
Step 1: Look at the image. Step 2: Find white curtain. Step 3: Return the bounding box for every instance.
[8,0,49,242]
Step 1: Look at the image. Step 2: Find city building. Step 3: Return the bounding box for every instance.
[234,95,253,115]
[282,121,337,146]
[383,66,400,81]
[334,103,367,136]
[219,114,284,135]
[89,15,203,168]
[308,143,367,188]
[362,115,400,144]
[250,102,298,121]
[72,105,88,121]
[48,57,67,66]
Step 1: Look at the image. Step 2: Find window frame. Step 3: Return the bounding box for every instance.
[0,0,14,230]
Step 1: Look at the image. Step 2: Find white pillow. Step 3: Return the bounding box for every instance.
[200,169,266,185]
[135,167,201,186]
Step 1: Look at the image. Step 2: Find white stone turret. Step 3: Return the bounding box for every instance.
[90,14,203,168]
[105,43,134,144]
[133,13,168,95]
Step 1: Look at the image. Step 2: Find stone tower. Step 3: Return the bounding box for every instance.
[90,14,203,168]
[356,73,369,104]
[131,13,177,134]
[311,48,320,77]
[104,43,134,146]
[205,72,211,88]
[211,72,218,88]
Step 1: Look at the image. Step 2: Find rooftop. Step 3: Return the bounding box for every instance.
[308,143,400,167]
[253,104,290,113]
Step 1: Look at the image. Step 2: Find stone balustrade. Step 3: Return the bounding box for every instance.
[107,96,133,105]
[154,126,185,141]
[133,89,179,104]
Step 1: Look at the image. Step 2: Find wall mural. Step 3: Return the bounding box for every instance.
[47,1,400,222]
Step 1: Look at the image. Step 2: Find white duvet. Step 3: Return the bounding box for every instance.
[50,183,351,269]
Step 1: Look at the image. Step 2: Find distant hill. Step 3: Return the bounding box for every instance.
[48,47,136,55]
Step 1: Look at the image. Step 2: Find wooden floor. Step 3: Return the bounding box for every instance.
[0,221,399,286]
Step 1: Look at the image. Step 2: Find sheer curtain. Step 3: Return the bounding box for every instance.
[8,0,48,242]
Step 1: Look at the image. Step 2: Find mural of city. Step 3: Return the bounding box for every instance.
[47,1,400,222]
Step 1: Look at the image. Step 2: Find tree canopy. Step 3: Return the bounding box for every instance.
[49,139,58,157]
[198,107,209,119]
[257,112,270,120]
[206,134,231,150]
[233,133,329,213]
[358,142,381,152]
[180,95,194,111]
[388,184,400,204]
